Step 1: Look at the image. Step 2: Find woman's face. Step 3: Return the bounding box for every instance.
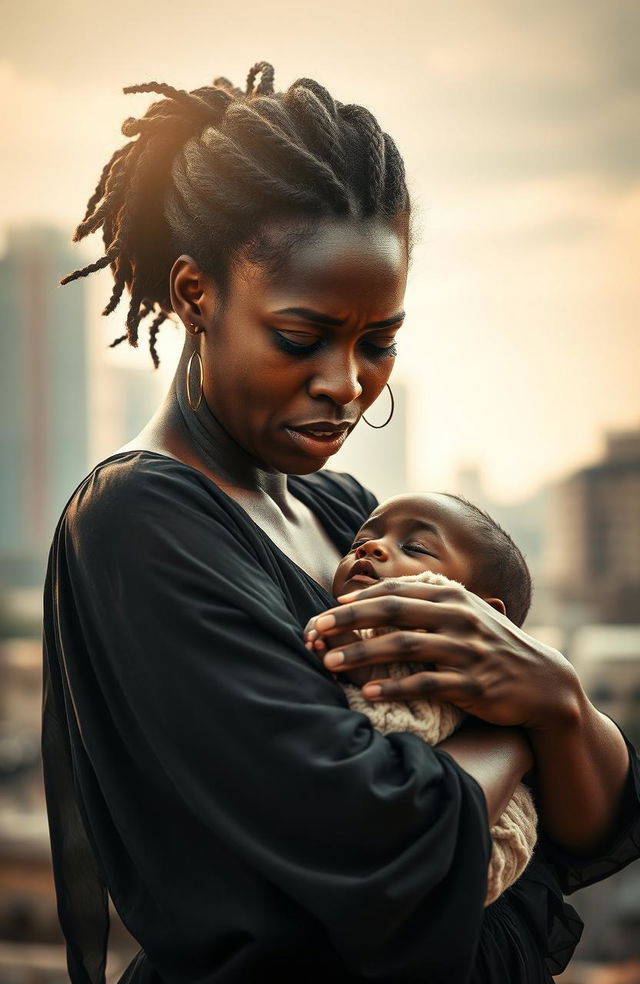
[195,217,409,475]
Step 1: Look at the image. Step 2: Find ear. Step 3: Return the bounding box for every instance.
[484,597,507,617]
[169,255,219,331]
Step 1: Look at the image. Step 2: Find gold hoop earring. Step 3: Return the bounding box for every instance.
[362,383,394,429]
[186,350,204,411]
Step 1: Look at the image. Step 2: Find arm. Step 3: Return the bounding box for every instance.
[439,722,533,826]
[528,692,630,853]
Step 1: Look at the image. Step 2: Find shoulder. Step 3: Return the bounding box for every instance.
[59,451,246,554]
[66,451,209,516]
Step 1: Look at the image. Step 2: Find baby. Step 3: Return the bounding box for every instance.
[324,491,537,906]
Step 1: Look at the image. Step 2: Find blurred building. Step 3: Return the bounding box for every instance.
[330,381,408,501]
[547,428,640,624]
[89,361,166,467]
[0,225,90,593]
[570,625,640,747]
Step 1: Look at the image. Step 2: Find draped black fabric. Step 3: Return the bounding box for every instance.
[41,451,640,984]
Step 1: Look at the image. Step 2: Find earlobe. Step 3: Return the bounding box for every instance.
[169,254,217,330]
[485,597,507,617]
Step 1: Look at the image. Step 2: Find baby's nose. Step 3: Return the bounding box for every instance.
[356,540,388,560]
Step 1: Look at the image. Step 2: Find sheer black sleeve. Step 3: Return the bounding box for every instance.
[43,455,492,984]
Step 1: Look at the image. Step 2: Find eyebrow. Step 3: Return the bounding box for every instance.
[272,307,405,330]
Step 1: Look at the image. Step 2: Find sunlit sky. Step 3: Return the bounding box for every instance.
[2,0,638,501]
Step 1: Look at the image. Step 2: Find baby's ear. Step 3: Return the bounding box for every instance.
[484,597,507,617]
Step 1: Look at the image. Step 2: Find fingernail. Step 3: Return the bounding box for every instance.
[305,628,318,641]
[315,614,336,631]
[324,651,344,669]
[337,591,359,601]
[362,684,382,698]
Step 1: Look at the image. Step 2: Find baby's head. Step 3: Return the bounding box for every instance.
[333,492,532,627]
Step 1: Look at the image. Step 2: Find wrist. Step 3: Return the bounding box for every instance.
[527,661,588,734]
[528,687,595,752]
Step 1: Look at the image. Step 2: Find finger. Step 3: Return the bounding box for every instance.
[323,630,471,671]
[361,670,475,703]
[303,618,319,638]
[337,578,467,606]
[311,596,474,638]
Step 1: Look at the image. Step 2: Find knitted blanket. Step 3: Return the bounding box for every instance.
[341,570,537,906]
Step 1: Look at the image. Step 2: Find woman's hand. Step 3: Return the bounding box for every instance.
[304,579,584,732]
[305,580,633,854]
[306,628,389,686]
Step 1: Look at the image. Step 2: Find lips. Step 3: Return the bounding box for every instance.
[289,421,353,437]
[345,558,380,584]
[284,420,354,458]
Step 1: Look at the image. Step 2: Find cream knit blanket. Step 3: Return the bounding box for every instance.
[341,570,537,906]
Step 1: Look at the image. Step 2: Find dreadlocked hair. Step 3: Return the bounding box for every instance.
[62,61,410,366]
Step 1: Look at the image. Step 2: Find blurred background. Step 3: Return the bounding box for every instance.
[1,0,639,981]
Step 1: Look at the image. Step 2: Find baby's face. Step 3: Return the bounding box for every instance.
[333,492,479,598]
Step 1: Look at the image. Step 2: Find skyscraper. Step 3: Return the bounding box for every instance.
[0,225,89,587]
[547,427,640,623]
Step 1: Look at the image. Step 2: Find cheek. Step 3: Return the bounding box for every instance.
[355,360,395,411]
[332,557,352,589]
[209,350,300,414]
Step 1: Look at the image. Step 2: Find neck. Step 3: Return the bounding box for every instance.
[155,344,292,508]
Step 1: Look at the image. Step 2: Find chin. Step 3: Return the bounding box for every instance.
[281,454,331,476]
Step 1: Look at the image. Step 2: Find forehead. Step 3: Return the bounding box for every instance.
[238,217,408,315]
[363,493,476,544]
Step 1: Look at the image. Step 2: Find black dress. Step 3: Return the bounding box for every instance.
[42,451,640,984]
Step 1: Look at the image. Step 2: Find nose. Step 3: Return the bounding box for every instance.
[307,350,363,407]
[355,540,389,561]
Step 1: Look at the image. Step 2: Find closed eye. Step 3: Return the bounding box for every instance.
[403,543,438,557]
[273,331,320,355]
[272,330,398,360]
[361,340,398,359]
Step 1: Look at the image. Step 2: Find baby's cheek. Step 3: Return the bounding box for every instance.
[332,560,351,597]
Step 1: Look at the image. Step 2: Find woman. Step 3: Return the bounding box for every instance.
[43,63,640,984]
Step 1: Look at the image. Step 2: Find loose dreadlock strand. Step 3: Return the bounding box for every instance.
[124,281,147,348]
[246,61,275,97]
[108,333,128,350]
[123,82,225,124]
[123,81,189,101]
[60,247,117,285]
[148,310,168,369]
[81,145,129,224]
[101,266,127,317]
[73,141,142,242]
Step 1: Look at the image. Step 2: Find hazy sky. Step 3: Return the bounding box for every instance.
[2,0,639,499]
